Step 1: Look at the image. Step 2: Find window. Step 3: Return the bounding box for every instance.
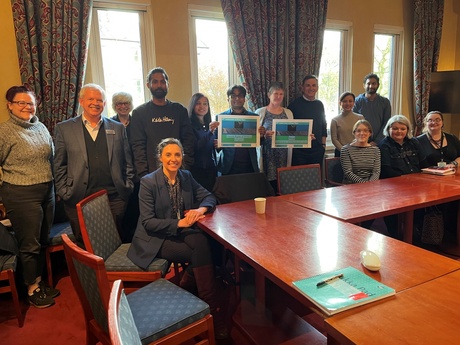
[189,5,238,115]
[373,25,403,114]
[87,2,155,117]
[317,21,352,146]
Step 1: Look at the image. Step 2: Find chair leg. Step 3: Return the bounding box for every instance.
[173,263,181,285]
[46,247,53,287]
[7,269,24,327]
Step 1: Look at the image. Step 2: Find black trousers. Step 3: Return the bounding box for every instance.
[157,229,213,271]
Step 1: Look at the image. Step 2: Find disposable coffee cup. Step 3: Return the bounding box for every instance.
[254,197,266,214]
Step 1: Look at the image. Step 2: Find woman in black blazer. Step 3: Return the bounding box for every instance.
[127,138,227,338]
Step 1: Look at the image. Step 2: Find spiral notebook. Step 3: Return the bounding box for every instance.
[293,266,395,316]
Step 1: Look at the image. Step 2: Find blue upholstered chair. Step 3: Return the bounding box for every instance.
[45,220,74,287]
[76,190,169,287]
[324,157,344,187]
[62,234,215,345]
[277,164,323,195]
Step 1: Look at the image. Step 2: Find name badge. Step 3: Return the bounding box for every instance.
[106,129,116,135]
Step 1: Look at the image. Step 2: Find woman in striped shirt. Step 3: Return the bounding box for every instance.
[340,119,381,184]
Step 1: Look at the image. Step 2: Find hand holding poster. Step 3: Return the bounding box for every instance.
[271,119,313,148]
[217,115,260,148]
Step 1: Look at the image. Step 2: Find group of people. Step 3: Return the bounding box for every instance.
[0,68,228,338]
[1,66,459,341]
[329,74,460,238]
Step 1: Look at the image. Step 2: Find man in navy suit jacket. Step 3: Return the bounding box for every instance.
[54,84,134,245]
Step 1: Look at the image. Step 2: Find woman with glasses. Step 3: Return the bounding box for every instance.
[417,111,460,242]
[331,92,364,157]
[0,85,58,308]
[111,92,137,242]
[111,92,134,140]
[340,119,380,184]
[416,111,460,169]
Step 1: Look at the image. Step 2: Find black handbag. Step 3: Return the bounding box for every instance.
[421,206,444,245]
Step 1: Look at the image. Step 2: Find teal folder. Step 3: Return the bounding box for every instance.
[293,266,395,316]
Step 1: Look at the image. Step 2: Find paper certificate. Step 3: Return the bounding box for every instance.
[217,115,260,148]
[271,119,313,148]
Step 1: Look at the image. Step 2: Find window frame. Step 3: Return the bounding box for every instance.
[319,20,353,149]
[188,4,238,96]
[373,25,404,115]
[87,1,156,106]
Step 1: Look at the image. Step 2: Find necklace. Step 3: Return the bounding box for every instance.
[427,132,444,149]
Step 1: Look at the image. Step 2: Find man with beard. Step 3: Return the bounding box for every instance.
[353,73,391,145]
[130,67,195,177]
[54,84,134,246]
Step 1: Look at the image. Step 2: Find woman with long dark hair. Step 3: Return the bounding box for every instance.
[187,93,218,191]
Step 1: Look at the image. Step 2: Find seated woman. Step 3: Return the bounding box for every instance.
[417,111,460,239]
[416,111,460,168]
[340,119,380,184]
[127,138,227,338]
[379,115,427,238]
[379,115,427,179]
[331,92,364,157]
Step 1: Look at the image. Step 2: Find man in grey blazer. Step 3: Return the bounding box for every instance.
[54,84,134,245]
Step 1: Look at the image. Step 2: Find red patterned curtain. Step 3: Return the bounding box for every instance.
[286,0,328,104]
[221,0,328,109]
[11,0,92,135]
[413,0,444,136]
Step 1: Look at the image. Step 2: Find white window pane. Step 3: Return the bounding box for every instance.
[195,18,230,114]
[97,10,145,116]
[373,34,394,100]
[318,30,342,129]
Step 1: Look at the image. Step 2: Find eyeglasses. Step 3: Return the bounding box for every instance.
[427,118,442,123]
[115,102,131,107]
[11,101,36,108]
[355,129,370,134]
[230,94,245,100]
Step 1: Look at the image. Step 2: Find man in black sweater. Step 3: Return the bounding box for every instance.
[288,75,327,166]
[130,67,195,178]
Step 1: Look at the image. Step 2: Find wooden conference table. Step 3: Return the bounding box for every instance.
[325,269,460,344]
[280,173,460,243]
[197,197,460,314]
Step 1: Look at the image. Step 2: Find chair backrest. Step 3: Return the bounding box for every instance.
[212,172,275,204]
[76,190,121,260]
[325,157,344,187]
[108,280,142,345]
[62,234,111,345]
[277,164,322,195]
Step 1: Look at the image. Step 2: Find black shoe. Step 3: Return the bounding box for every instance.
[39,281,61,298]
[28,287,55,309]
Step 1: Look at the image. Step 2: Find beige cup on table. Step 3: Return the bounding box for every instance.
[254,197,266,214]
